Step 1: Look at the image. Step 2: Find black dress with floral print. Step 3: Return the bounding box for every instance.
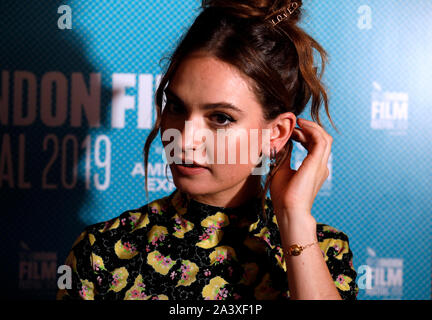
[57,188,359,300]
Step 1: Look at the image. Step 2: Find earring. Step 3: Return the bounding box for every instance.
[269,146,277,169]
[165,164,173,183]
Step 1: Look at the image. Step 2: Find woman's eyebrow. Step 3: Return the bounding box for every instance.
[165,87,244,114]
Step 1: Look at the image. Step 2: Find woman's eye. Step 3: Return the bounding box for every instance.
[165,100,184,114]
[210,113,236,127]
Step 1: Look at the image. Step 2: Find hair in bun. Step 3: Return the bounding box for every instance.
[202,0,302,24]
[145,0,334,218]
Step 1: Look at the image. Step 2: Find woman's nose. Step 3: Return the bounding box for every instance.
[181,119,205,151]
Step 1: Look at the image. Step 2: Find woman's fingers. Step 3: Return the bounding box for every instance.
[292,118,333,173]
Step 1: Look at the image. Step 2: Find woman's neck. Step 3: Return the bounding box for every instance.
[185,174,263,208]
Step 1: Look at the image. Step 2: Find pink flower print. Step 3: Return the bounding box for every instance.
[333,244,340,252]
[131,289,140,298]
[318,232,324,237]
[199,232,210,241]
[162,256,173,267]
[110,272,121,288]
[262,231,271,247]
[216,287,228,300]
[327,227,338,233]
[121,218,126,226]
[155,253,163,262]
[216,254,225,263]
[79,286,87,298]
[170,271,177,280]
[145,245,150,252]
[336,274,345,284]
[96,276,102,286]
[129,215,138,228]
[123,242,136,253]
[204,269,211,277]
[150,207,159,215]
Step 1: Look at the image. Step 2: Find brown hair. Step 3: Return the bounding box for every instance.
[143,0,336,221]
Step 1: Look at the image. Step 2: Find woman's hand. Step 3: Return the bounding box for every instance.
[269,118,333,218]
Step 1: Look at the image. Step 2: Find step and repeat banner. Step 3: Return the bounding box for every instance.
[1,0,431,300]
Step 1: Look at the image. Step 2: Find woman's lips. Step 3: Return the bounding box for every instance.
[172,163,208,175]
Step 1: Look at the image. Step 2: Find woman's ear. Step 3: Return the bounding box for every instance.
[269,112,296,153]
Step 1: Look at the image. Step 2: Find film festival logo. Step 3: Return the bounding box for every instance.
[18,241,58,292]
[370,82,409,135]
[356,247,404,299]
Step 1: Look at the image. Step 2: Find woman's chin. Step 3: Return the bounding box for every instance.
[171,175,204,191]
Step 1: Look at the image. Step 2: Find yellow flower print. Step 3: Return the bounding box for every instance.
[129,212,150,232]
[88,233,96,246]
[176,260,199,287]
[91,252,106,271]
[253,227,275,249]
[148,200,165,216]
[147,250,176,275]
[274,246,286,272]
[196,212,229,249]
[202,276,229,300]
[109,267,129,292]
[209,246,237,265]
[335,274,353,291]
[318,238,349,261]
[147,225,168,246]
[248,219,260,233]
[124,275,148,300]
[79,279,95,300]
[322,225,341,233]
[254,273,280,300]
[272,214,279,227]
[99,217,120,232]
[172,214,194,238]
[114,240,139,259]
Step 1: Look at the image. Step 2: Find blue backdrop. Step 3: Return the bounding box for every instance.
[1,0,431,300]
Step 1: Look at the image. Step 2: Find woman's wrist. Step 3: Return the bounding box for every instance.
[274,206,317,227]
[273,207,318,244]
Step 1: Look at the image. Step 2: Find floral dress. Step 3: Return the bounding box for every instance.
[57,188,359,300]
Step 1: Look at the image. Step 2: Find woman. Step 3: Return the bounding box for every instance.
[57,0,358,300]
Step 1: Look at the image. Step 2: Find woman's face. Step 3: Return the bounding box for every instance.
[160,52,271,204]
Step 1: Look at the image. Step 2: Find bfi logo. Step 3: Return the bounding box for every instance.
[357,248,404,299]
[370,82,409,134]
